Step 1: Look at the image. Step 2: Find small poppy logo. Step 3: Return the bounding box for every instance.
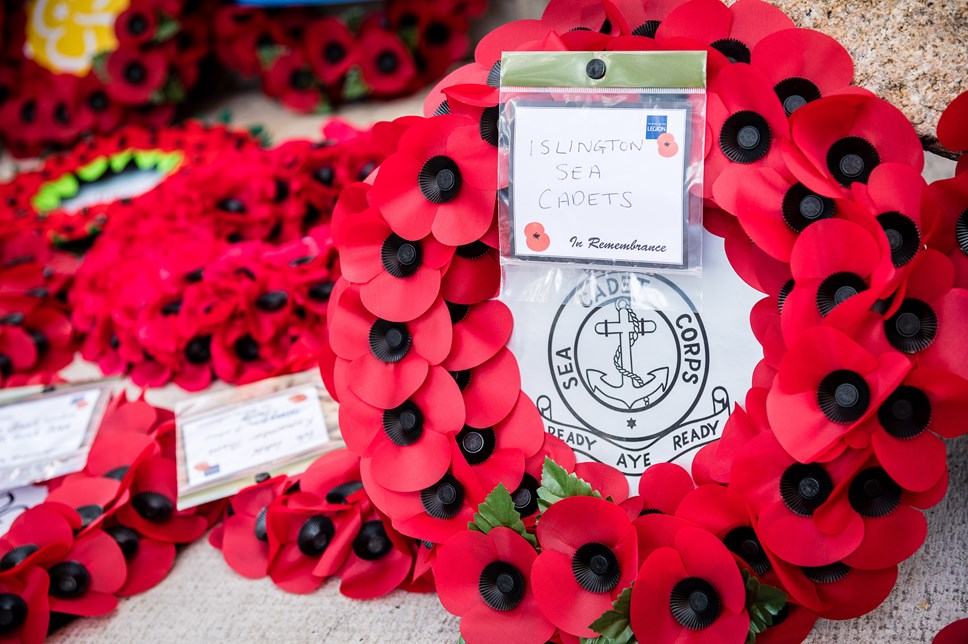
[71,396,89,409]
[657,132,679,158]
[193,461,211,472]
[524,222,550,252]
[289,393,308,403]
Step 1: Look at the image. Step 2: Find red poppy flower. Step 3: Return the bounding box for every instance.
[45,474,126,532]
[338,511,414,599]
[730,432,868,568]
[783,93,924,198]
[779,218,894,343]
[440,241,500,306]
[265,492,361,594]
[773,559,898,620]
[767,326,910,463]
[704,63,790,200]
[339,203,454,321]
[339,366,464,492]
[751,28,853,116]
[630,527,749,642]
[44,529,125,617]
[531,496,638,638]
[105,524,176,597]
[328,281,452,408]
[0,504,76,575]
[116,5,158,46]
[937,90,968,154]
[657,0,794,64]
[114,456,208,543]
[372,115,497,246]
[304,18,357,85]
[216,475,290,579]
[264,51,320,113]
[0,566,49,644]
[361,458,487,544]
[627,463,695,517]
[358,28,416,97]
[297,448,366,508]
[105,47,167,104]
[441,299,511,372]
[434,527,554,644]
[416,10,470,76]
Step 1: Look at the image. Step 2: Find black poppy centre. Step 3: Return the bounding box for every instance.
[884,299,937,354]
[782,183,835,232]
[877,385,931,439]
[298,515,336,557]
[877,211,920,267]
[723,526,771,575]
[816,271,868,316]
[132,491,174,522]
[418,155,462,204]
[368,319,412,363]
[774,77,822,116]
[848,467,901,518]
[572,542,621,593]
[48,561,91,599]
[817,369,871,424]
[352,520,393,560]
[383,401,424,446]
[420,473,464,519]
[720,111,771,164]
[456,425,496,465]
[124,61,148,85]
[670,576,722,630]
[381,233,423,278]
[0,593,28,633]
[479,561,526,611]
[780,463,833,516]
[827,136,880,186]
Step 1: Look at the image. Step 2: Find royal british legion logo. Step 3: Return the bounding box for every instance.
[645,115,668,140]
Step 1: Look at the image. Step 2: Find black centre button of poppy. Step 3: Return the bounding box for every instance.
[827,136,880,186]
[49,561,91,599]
[308,281,334,302]
[76,504,103,528]
[433,99,451,116]
[586,58,607,80]
[486,60,502,88]
[723,526,771,575]
[326,480,364,504]
[368,319,412,363]
[670,577,721,630]
[711,37,751,64]
[132,491,174,522]
[446,302,470,324]
[801,562,849,584]
[780,463,833,516]
[124,61,147,85]
[511,473,540,518]
[161,299,182,316]
[184,335,212,364]
[381,233,423,278]
[105,526,140,560]
[849,467,901,518]
[720,111,771,164]
[384,401,424,446]
[774,77,822,116]
[376,50,400,74]
[479,106,499,147]
[0,593,28,633]
[885,299,937,354]
[20,100,36,124]
[88,90,109,112]
[256,290,289,312]
[478,561,525,611]
[631,19,661,38]
[456,241,490,259]
[451,369,471,391]
[782,183,835,233]
[324,42,347,64]
[233,334,261,362]
[128,13,149,35]
[0,312,23,326]
[358,160,378,181]
[877,385,931,439]
[817,369,870,423]
[253,506,269,542]
[457,426,496,465]
[955,210,968,256]
[572,542,621,593]
[0,354,12,379]
[353,520,393,560]
[877,211,920,266]
[312,166,335,186]
[54,102,70,124]
[425,22,451,45]
[27,329,48,357]
[297,515,336,557]
[421,474,465,519]
[217,197,246,213]
[816,271,867,316]
[0,544,39,572]
[419,156,463,204]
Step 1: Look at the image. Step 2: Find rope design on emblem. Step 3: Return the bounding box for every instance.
[613,305,645,388]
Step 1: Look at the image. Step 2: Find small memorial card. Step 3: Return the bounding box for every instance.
[0,383,113,490]
[508,103,689,267]
[175,371,340,509]
[0,485,48,538]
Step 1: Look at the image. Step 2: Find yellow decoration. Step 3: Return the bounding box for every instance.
[24,0,131,76]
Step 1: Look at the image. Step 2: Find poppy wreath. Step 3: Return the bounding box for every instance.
[321,0,968,642]
[0,0,214,158]
[0,392,225,643]
[212,0,487,114]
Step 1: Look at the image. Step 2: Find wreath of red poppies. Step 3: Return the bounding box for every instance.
[0,0,214,158]
[213,0,487,114]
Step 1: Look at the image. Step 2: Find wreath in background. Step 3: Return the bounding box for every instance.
[212,0,486,114]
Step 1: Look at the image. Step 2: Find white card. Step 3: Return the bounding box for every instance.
[0,386,109,489]
[509,103,689,267]
[0,485,48,538]
[181,384,329,487]
[504,230,761,486]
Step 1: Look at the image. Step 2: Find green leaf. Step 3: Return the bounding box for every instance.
[156,151,184,174]
[153,16,181,43]
[163,77,186,104]
[743,569,787,642]
[91,51,109,82]
[537,456,601,511]
[31,187,61,213]
[109,150,134,174]
[50,173,79,199]
[468,484,538,549]
[76,158,109,183]
[134,150,162,170]
[215,109,233,125]
[582,585,636,644]
[340,65,370,103]
[257,44,286,71]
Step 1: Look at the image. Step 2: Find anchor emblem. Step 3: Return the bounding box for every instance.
[585,300,670,410]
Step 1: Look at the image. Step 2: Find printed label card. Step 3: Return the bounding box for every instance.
[508,102,690,267]
[0,383,114,490]
[175,370,341,509]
